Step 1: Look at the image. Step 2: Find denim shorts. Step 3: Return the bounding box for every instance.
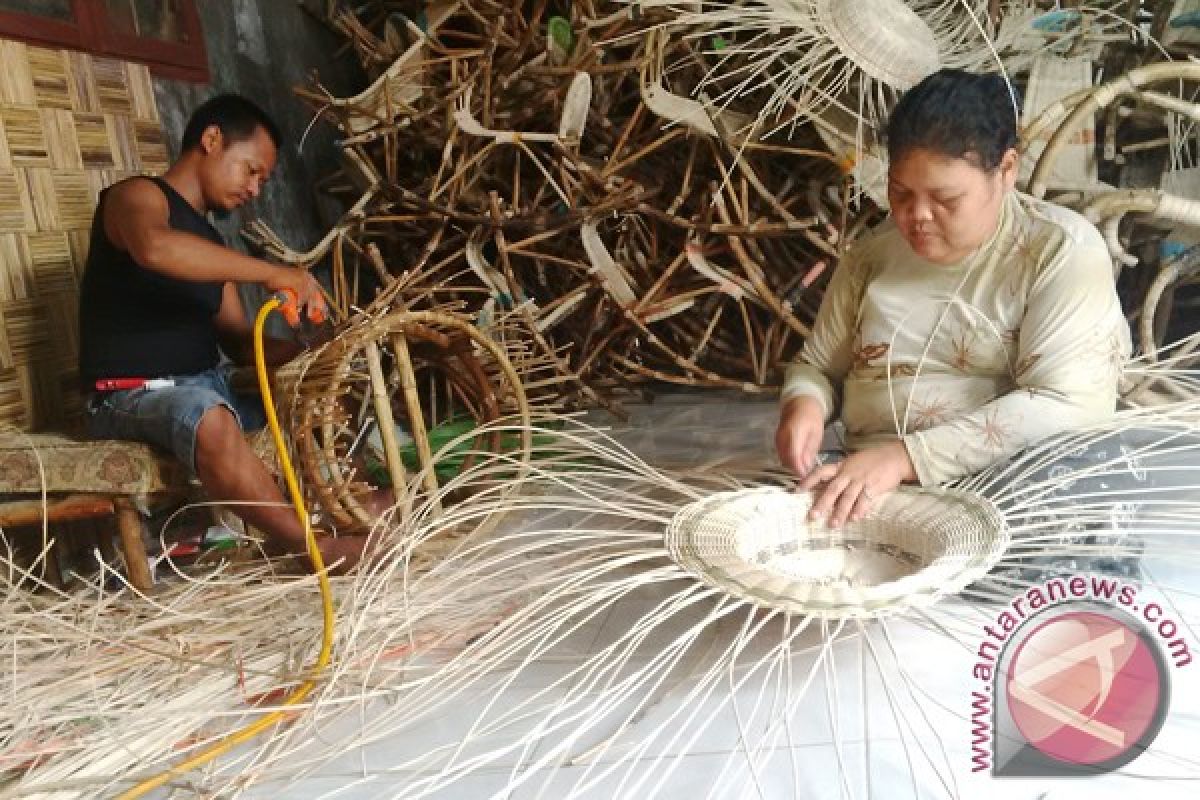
[84,364,267,474]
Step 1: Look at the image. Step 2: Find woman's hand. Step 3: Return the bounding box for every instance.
[799,441,917,528]
[776,395,827,477]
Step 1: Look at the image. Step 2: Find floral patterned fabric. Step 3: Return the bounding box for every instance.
[0,433,185,496]
[783,192,1132,486]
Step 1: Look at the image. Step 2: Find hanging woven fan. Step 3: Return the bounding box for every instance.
[631,0,1017,199]
[814,0,941,88]
[638,0,1009,129]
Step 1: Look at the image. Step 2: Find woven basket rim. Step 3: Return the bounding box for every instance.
[664,485,1008,619]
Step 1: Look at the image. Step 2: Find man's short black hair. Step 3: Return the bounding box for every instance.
[885,68,1020,171]
[181,94,282,153]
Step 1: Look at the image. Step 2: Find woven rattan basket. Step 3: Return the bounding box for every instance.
[665,486,1008,619]
[814,0,940,90]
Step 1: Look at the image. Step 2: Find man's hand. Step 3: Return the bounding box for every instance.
[799,441,916,528]
[264,267,328,325]
[776,395,827,477]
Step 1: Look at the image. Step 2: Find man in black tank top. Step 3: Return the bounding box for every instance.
[79,94,367,573]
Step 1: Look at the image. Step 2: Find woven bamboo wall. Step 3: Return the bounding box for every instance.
[0,38,168,433]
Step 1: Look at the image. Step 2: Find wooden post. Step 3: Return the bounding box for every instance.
[391,332,442,512]
[114,497,153,592]
[363,340,410,499]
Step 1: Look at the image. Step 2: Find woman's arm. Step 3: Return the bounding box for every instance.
[777,249,869,475]
[902,241,1130,486]
[781,250,868,419]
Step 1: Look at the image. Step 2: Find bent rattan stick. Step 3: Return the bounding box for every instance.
[1029,62,1200,198]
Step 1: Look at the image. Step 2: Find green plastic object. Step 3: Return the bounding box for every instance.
[364,418,571,487]
[548,16,574,56]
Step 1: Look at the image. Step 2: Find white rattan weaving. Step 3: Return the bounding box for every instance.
[665,485,1008,619]
[814,0,940,90]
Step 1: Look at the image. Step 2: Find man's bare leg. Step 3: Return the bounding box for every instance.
[193,406,367,572]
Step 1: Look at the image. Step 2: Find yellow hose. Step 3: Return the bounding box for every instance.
[118,295,336,799]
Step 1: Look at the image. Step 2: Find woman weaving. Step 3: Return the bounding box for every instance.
[776,69,1132,535]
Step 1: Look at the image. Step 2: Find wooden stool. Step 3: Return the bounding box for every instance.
[0,434,188,592]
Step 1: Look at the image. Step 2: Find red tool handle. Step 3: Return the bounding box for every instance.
[96,378,150,391]
[273,289,326,327]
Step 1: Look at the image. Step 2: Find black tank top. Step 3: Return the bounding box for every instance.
[78,177,225,385]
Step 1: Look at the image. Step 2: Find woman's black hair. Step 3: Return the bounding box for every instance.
[181,94,282,153]
[885,68,1019,171]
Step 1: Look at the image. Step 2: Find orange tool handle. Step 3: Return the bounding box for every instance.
[272,289,326,327]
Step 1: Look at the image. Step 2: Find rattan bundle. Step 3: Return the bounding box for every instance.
[1021,59,1200,406]
[1028,61,1200,198]
[266,0,887,408]
[8,401,1200,796]
[263,1,1193,414]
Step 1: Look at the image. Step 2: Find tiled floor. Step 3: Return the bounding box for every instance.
[236,394,1200,799]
